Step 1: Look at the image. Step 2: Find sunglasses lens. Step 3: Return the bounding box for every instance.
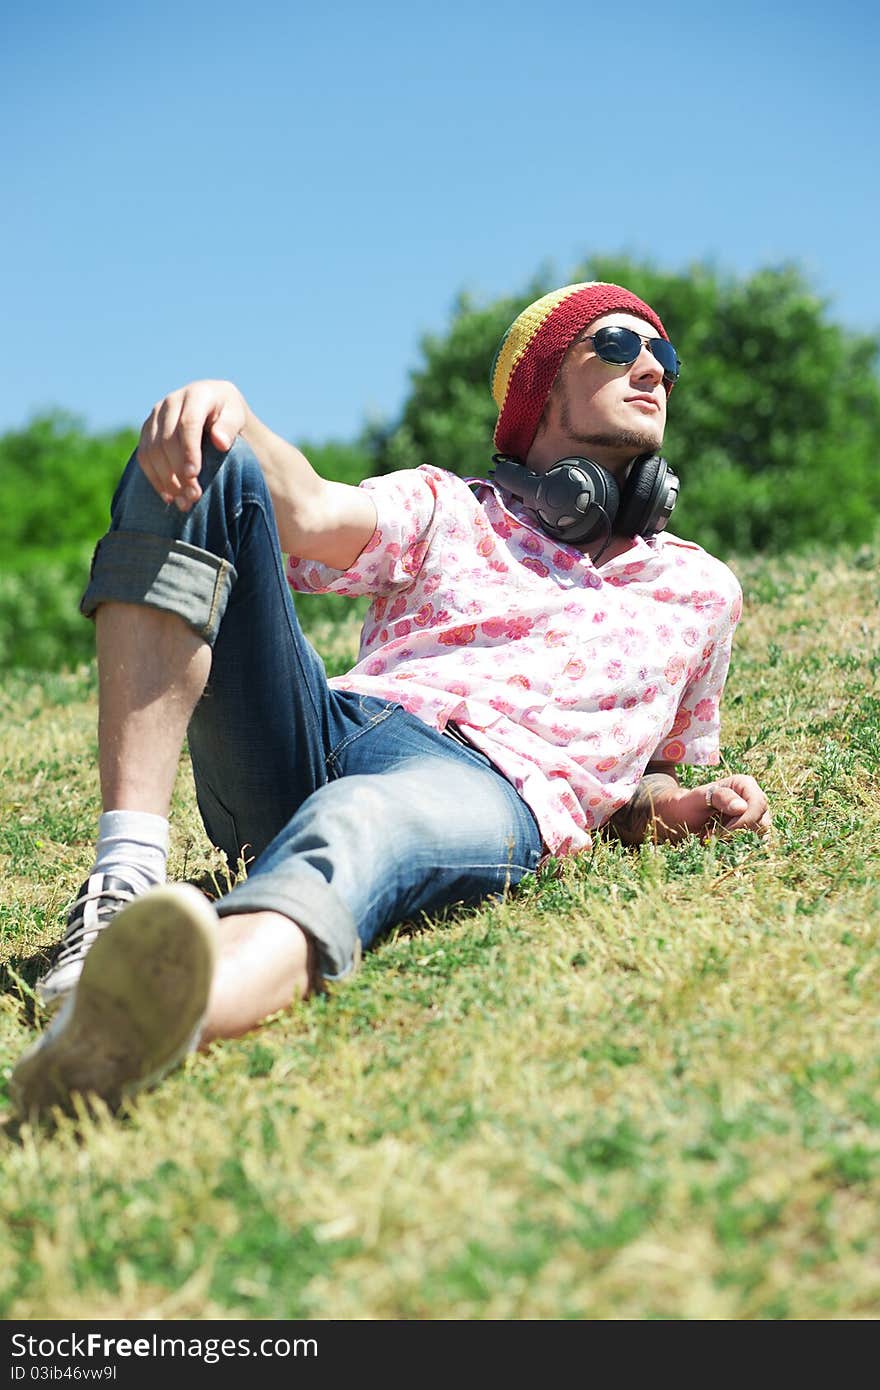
[592,327,680,382]
[651,339,681,383]
[592,327,641,363]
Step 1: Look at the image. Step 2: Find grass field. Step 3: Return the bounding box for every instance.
[0,543,878,1320]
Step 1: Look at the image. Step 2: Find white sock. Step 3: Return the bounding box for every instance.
[91,810,170,896]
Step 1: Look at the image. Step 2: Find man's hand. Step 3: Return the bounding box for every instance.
[662,774,772,838]
[137,380,249,510]
[135,379,378,569]
[609,768,771,845]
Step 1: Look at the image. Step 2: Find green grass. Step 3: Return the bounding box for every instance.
[1,544,879,1320]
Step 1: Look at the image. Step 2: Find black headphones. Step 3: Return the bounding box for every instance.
[488,452,680,547]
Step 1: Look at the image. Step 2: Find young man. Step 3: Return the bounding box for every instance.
[11,281,770,1118]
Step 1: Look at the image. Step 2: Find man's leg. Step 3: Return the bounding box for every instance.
[98,594,323,1046]
[200,707,543,1032]
[12,438,344,1116]
[35,437,339,1007]
[200,910,315,1044]
[13,707,542,1117]
[95,603,211,815]
[193,714,543,1046]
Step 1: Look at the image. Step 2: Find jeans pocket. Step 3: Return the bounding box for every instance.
[325,699,400,776]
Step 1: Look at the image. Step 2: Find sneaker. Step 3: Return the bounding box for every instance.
[11,883,218,1120]
[37,873,142,1011]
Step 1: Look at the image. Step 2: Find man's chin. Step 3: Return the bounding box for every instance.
[576,427,664,458]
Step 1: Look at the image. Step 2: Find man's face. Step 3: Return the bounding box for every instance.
[527,311,669,474]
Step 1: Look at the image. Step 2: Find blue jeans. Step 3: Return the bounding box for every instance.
[80,440,543,980]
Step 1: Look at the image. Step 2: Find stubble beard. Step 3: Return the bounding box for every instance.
[554,384,663,460]
[573,426,662,454]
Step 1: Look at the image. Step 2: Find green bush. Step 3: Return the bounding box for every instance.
[0,411,138,565]
[0,548,95,672]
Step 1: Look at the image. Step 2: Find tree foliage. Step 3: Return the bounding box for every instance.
[369,257,880,554]
[0,410,139,566]
[0,413,139,670]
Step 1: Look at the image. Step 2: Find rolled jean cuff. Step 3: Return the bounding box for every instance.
[80,532,237,645]
[213,877,360,983]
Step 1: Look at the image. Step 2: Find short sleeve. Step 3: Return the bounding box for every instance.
[285,468,439,597]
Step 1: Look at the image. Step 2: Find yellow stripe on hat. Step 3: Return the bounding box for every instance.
[490,281,598,409]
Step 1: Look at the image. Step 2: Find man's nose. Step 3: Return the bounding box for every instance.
[632,342,665,385]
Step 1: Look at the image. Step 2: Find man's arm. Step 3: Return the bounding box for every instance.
[136,379,377,569]
[609,762,771,845]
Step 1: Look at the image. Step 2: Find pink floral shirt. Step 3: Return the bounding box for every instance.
[287,466,742,857]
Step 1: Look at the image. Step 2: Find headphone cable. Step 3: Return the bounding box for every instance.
[587,510,614,564]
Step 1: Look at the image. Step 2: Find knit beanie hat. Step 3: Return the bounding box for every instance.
[491,281,670,461]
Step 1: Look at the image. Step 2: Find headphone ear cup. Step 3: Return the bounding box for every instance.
[490,454,621,544]
[616,454,668,536]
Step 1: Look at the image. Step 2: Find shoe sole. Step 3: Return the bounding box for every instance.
[11,884,218,1120]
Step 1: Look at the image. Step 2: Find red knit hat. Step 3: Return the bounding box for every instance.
[491,281,670,460]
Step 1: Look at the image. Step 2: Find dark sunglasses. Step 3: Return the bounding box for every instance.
[584,326,681,384]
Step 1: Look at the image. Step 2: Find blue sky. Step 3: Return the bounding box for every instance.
[2,0,878,448]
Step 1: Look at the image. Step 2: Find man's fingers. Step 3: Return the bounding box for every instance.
[705,778,771,836]
[139,452,174,505]
[155,395,188,487]
[208,398,243,453]
[707,786,749,824]
[178,403,208,480]
[175,396,211,505]
[137,382,245,508]
[139,391,203,505]
[137,409,176,503]
[139,397,184,501]
[208,414,232,452]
